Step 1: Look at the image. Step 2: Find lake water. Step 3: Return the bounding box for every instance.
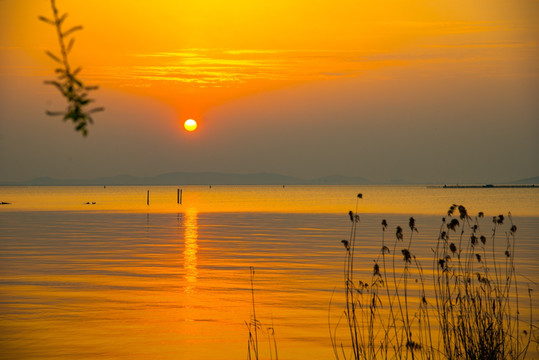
[0,186,538,359]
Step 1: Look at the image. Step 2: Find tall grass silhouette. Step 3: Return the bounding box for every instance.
[246,266,278,360]
[433,207,532,359]
[330,199,534,360]
[39,0,103,136]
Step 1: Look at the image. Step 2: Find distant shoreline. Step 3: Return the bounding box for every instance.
[1,171,537,187]
[428,184,537,189]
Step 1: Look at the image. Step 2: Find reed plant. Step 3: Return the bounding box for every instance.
[246,266,278,360]
[433,206,532,360]
[330,199,534,360]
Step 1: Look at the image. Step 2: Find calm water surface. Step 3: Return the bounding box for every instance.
[1,185,538,215]
[0,186,538,359]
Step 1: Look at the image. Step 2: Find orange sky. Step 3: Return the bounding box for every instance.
[0,0,538,182]
[3,1,537,113]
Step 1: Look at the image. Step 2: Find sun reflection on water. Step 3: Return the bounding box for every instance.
[183,209,198,294]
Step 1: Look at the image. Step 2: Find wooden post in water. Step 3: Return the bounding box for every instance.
[180,189,183,205]
[147,190,150,205]
[177,188,180,204]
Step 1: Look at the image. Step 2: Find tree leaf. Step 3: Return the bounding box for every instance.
[63,112,74,121]
[66,37,75,53]
[62,25,83,38]
[72,77,83,87]
[58,13,68,25]
[45,51,62,63]
[44,80,61,86]
[44,80,65,94]
[87,107,104,114]
[45,110,65,117]
[38,16,55,25]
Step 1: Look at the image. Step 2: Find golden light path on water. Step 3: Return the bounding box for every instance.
[183,209,199,294]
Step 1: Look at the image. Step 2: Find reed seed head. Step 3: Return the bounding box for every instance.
[447,219,460,231]
[373,263,381,277]
[381,219,387,230]
[449,243,457,253]
[406,340,422,351]
[438,258,446,269]
[409,217,415,231]
[480,235,486,244]
[458,205,468,219]
[476,273,490,285]
[402,249,412,263]
[396,226,403,241]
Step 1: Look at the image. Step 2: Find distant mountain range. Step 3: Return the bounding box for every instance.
[0,172,373,186]
[0,172,536,186]
[511,176,539,184]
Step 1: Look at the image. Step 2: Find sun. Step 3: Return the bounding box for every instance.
[184,119,198,132]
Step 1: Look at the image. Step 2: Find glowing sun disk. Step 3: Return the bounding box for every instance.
[184,119,198,132]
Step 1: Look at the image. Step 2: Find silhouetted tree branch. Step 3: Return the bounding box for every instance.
[39,0,103,137]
